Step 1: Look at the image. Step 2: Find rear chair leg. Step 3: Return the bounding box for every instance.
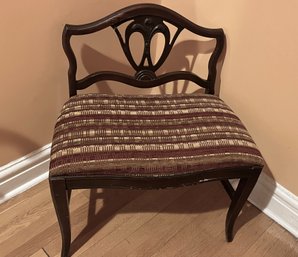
[225,170,261,242]
[67,189,72,202]
[221,179,235,199]
[50,178,71,257]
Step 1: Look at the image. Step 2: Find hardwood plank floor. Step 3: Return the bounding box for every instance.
[0,180,297,257]
[29,249,49,257]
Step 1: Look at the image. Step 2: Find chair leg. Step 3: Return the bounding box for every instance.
[49,178,71,257]
[225,170,261,242]
[67,189,72,203]
[221,179,235,199]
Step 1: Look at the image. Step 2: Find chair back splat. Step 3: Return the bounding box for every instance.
[49,4,263,257]
[62,4,224,96]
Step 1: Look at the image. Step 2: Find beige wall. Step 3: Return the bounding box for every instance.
[1,1,297,195]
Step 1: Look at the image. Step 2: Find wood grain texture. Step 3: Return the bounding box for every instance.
[29,249,49,257]
[0,180,297,257]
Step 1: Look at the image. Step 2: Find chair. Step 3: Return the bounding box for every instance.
[49,4,264,257]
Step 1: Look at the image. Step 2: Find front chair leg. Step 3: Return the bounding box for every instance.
[50,178,71,257]
[225,170,261,242]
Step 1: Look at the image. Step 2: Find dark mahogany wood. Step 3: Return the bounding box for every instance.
[49,4,262,257]
[62,3,224,96]
[50,179,71,256]
[225,173,261,242]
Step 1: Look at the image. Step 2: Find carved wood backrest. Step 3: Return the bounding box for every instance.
[62,4,225,96]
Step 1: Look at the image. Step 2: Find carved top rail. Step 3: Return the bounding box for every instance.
[62,4,225,96]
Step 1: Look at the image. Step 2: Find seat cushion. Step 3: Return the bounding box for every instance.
[49,93,264,177]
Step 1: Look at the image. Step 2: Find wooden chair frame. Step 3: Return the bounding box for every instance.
[49,4,262,257]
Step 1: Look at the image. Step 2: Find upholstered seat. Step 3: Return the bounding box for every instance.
[50,93,263,177]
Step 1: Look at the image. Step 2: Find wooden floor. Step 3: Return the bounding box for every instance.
[0,181,297,257]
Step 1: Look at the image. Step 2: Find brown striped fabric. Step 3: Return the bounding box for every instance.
[49,93,264,177]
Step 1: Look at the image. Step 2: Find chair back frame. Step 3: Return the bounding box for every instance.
[62,4,225,96]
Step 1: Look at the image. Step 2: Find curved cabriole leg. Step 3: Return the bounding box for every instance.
[225,170,261,242]
[50,178,71,257]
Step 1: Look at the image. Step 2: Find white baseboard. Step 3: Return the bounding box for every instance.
[231,173,298,238]
[0,143,51,204]
[0,145,297,238]
[247,173,298,238]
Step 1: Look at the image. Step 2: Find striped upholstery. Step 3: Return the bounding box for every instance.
[49,93,264,177]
